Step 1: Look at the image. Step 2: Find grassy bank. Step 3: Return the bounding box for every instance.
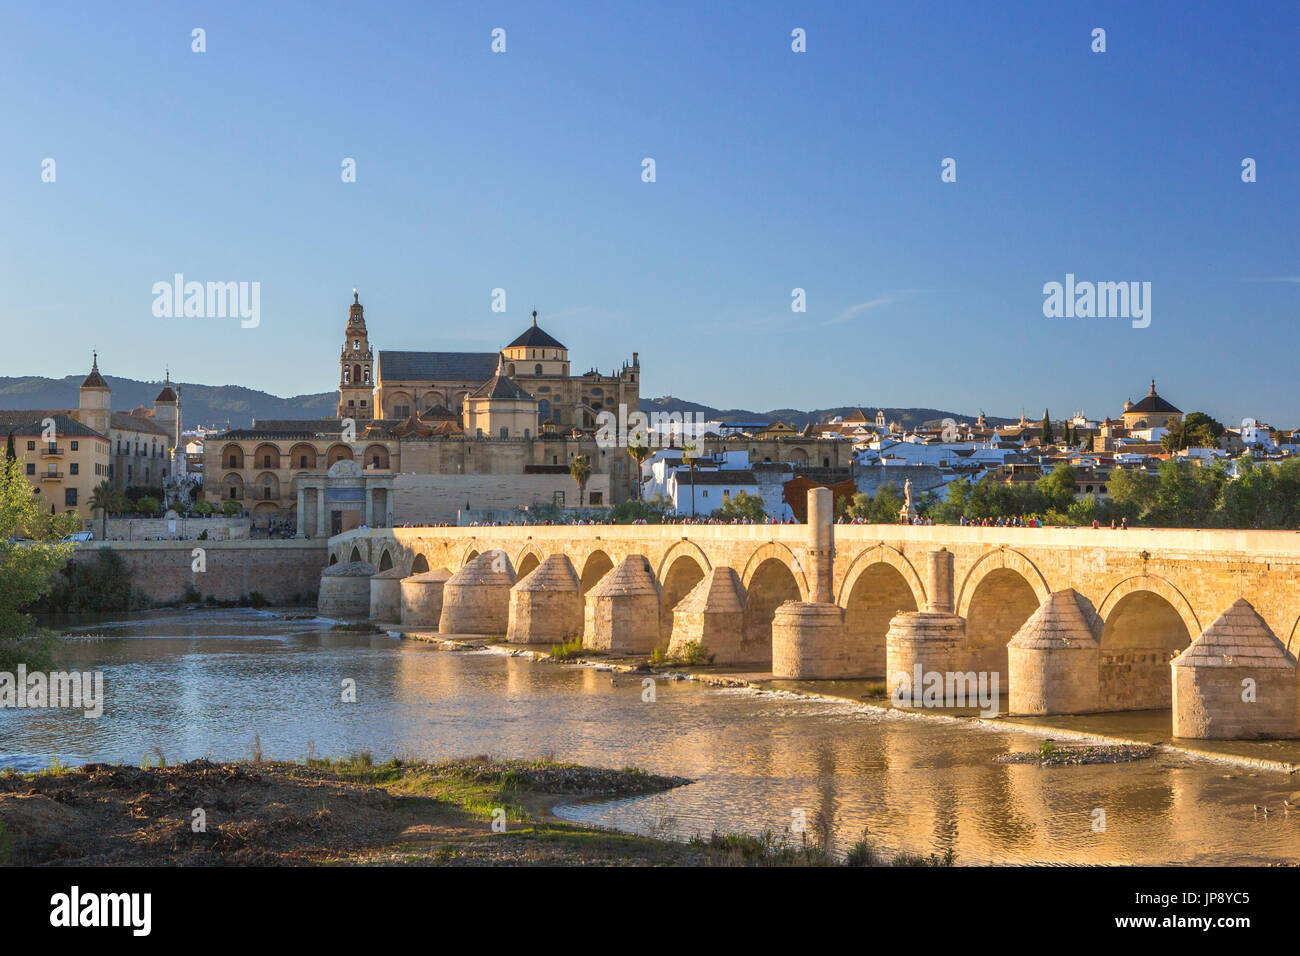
[0,755,950,867]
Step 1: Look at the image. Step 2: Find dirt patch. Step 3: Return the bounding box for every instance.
[0,757,696,866]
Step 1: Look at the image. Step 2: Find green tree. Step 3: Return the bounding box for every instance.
[713,490,767,522]
[1035,464,1078,514]
[0,456,79,669]
[1040,410,1054,445]
[870,482,904,523]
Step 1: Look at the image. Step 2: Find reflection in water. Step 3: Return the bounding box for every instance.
[4,609,1299,865]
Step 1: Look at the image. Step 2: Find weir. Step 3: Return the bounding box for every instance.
[320,490,1300,739]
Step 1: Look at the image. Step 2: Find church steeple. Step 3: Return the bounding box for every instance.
[338,290,374,420]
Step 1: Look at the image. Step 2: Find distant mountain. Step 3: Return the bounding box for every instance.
[638,396,1016,430]
[0,375,335,429]
[0,374,1016,432]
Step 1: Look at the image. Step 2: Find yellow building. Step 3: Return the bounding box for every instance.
[0,411,110,524]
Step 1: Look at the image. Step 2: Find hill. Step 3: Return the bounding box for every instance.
[0,375,1016,431]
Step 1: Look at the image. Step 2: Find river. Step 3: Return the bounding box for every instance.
[3,608,1298,864]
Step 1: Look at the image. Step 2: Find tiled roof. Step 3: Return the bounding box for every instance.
[0,410,107,440]
[470,373,534,401]
[111,412,171,437]
[506,323,566,350]
[377,350,499,382]
[675,469,758,486]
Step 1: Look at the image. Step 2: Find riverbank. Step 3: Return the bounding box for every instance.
[387,624,1300,775]
[0,755,926,866]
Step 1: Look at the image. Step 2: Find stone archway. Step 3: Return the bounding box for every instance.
[659,553,707,646]
[838,558,921,678]
[739,541,810,602]
[741,557,801,667]
[1097,575,1198,711]
[579,550,614,596]
[410,553,430,574]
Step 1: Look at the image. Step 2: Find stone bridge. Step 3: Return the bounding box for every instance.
[322,493,1300,728]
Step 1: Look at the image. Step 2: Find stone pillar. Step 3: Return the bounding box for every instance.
[400,568,453,627]
[1006,589,1100,715]
[439,550,516,635]
[507,554,582,644]
[1171,598,1298,739]
[885,610,967,705]
[925,549,954,613]
[771,602,845,679]
[295,487,306,538]
[806,487,833,604]
[369,568,404,623]
[584,555,661,654]
[666,567,746,664]
[364,488,373,527]
[316,487,327,539]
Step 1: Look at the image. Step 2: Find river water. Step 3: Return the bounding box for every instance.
[4,608,1299,865]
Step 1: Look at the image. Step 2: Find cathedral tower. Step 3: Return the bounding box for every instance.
[338,290,375,420]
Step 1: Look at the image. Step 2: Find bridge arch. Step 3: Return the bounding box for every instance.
[410,553,430,574]
[837,546,925,677]
[457,542,480,569]
[955,547,1050,617]
[958,549,1048,677]
[579,550,615,596]
[742,552,804,667]
[514,543,544,581]
[739,541,810,601]
[659,550,709,646]
[1096,574,1198,711]
[377,548,393,572]
[655,539,713,584]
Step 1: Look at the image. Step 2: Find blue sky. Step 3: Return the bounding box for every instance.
[2,1,1296,425]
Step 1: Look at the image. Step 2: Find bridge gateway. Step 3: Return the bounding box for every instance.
[322,490,1300,737]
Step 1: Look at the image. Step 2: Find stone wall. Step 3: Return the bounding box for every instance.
[101,515,251,541]
[73,539,328,605]
[392,472,613,524]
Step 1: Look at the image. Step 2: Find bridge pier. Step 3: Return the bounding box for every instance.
[507,554,582,644]
[1006,589,1101,715]
[584,555,661,654]
[1171,599,1298,739]
[400,568,452,627]
[885,549,967,703]
[369,567,404,624]
[667,567,746,664]
[318,560,375,619]
[439,550,515,635]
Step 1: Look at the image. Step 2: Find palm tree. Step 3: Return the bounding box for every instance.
[682,450,699,516]
[570,454,592,508]
[627,443,651,500]
[88,479,118,540]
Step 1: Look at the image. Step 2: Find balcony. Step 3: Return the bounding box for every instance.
[39,445,63,458]
[39,471,64,481]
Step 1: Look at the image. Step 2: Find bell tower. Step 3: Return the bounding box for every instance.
[337,290,375,420]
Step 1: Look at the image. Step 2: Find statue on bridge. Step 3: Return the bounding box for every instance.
[898,477,917,524]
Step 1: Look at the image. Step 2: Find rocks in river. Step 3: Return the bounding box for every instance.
[994,743,1154,766]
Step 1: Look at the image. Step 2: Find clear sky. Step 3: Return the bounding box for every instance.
[2,1,1296,425]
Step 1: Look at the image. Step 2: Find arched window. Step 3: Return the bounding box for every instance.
[534,364,542,375]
